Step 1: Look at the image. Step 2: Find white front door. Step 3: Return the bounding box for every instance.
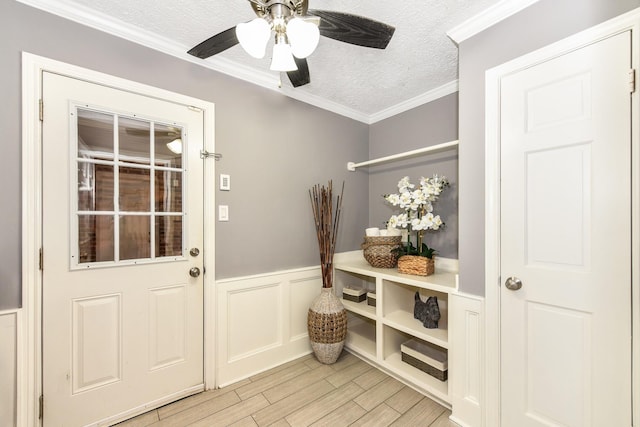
[42,72,205,426]
[500,32,632,426]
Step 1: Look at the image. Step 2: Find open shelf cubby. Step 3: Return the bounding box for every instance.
[345,312,377,361]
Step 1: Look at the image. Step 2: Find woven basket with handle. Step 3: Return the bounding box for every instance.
[361,235,403,268]
[397,255,435,276]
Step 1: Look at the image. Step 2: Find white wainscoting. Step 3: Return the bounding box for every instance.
[0,309,18,426]
[449,293,484,427]
[215,267,321,387]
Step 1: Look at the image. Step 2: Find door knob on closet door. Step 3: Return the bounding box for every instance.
[504,276,523,291]
[189,267,201,278]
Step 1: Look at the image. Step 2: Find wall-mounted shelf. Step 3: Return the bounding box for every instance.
[347,140,459,171]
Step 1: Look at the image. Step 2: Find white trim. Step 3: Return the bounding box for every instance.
[21,52,216,424]
[367,80,459,124]
[484,8,640,427]
[21,52,43,427]
[215,264,323,284]
[449,292,484,427]
[16,0,455,124]
[447,0,541,45]
[0,310,19,427]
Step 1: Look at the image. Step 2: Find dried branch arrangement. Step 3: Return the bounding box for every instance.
[309,181,345,288]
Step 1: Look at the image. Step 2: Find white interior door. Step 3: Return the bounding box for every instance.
[500,32,632,426]
[42,72,205,426]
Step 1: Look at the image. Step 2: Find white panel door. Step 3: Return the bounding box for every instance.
[500,32,632,426]
[42,72,204,426]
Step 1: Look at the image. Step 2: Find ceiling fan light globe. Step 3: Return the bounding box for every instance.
[287,17,319,59]
[236,18,271,59]
[270,43,298,72]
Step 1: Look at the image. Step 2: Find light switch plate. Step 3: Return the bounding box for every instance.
[218,205,229,221]
[220,174,230,191]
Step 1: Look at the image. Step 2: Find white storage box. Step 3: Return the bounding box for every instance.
[342,288,366,303]
[367,292,377,307]
[401,339,448,381]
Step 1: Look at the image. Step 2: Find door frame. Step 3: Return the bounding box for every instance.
[21,52,217,425]
[485,9,640,427]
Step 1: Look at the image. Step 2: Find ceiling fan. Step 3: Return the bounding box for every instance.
[187,0,395,88]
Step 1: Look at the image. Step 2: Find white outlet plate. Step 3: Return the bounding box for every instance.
[218,205,229,221]
[220,174,230,191]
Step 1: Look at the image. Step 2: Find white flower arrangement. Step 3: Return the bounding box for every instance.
[384,174,449,258]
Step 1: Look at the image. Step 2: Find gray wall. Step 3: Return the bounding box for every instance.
[457,0,640,295]
[368,94,458,259]
[0,1,370,308]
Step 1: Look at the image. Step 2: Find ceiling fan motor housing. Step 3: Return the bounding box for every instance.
[251,0,308,23]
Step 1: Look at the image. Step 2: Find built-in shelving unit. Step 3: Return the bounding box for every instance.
[334,251,458,406]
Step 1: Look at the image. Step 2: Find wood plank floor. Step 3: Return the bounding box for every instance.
[115,352,455,427]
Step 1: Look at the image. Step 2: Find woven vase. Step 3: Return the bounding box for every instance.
[307,287,347,364]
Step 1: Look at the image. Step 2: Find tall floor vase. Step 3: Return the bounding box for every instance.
[307,287,347,364]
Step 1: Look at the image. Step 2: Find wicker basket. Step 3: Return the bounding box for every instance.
[397,255,435,276]
[361,235,403,268]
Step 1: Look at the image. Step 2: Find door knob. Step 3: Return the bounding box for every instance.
[189,267,201,278]
[504,276,523,291]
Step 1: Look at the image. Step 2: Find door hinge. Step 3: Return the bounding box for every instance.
[629,69,636,93]
[39,99,44,122]
[39,248,43,271]
[38,394,43,419]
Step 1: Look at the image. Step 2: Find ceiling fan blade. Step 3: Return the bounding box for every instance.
[287,58,311,87]
[187,27,239,59]
[307,9,395,49]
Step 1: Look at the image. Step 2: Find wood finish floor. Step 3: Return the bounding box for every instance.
[115,351,455,427]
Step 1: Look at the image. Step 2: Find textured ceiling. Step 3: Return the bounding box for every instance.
[23,0,508,121]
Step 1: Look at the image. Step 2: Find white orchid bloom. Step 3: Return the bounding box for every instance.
[397,213,409,227]
[387,215,399,228]
[399,192,413,209]
[385,193,400,205]
[424,202,433,213]
[432,215,443,230]
[398,176,414,193]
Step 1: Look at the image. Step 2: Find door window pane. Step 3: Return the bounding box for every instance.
[155,170,182,212]
[155,216,182,257]
[119,117,150,164]
[119,215,150,260]
[78,163,114,212]
[155,124,183,169]
[77,109,114,160]
[78,215,114,263]
[119,167,150,212]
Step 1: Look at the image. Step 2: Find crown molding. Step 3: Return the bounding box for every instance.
[368,80,458,124]
[447,0,541,45]
[17,0,456,124]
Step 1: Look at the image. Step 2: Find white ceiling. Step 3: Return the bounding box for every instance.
[19,0,539,123]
